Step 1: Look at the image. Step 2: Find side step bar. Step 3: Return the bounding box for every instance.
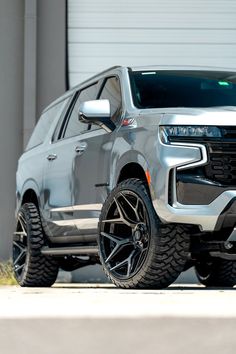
[210,251,236,261]
[41,245,98,256]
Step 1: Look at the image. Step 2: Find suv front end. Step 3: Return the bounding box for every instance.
[155,118,236,232]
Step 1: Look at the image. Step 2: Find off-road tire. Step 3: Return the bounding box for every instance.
[195,258,236,287]
[98,178,190,289]
[13,203,59,287]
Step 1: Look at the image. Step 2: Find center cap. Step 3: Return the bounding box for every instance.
[133,223,147,242]
[134,230,142,241]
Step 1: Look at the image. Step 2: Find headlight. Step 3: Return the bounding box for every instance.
[160,125,222,143]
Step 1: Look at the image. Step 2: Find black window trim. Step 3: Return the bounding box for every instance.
[51,93,74,143]
[60,91,84,139]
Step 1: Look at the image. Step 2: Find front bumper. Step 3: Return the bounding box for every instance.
[176,174,236,205]
[153,190,236,231]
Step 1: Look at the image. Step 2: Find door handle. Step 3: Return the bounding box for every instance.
[47,153,57,161]
[75,142,87,155]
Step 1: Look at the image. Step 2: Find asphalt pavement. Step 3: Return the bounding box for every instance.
[0,283,235,354]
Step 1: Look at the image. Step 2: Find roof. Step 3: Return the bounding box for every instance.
[129,64,236,72]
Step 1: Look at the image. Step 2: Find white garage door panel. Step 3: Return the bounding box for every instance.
[70,57,236,70]
[68,0,236,87]
[69,44,236,60]
[69,13,236,29]
[69,0,236,14]
[69,29,236,45]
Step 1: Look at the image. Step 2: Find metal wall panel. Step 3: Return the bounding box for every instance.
[0,0,24,260]
[68,0,236,87]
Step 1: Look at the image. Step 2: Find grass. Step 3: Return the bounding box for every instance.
[0,261,17,285]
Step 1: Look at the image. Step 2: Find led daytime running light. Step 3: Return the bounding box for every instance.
[160,126,222,140]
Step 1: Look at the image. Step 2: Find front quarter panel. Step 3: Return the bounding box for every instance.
[110,113,162,199]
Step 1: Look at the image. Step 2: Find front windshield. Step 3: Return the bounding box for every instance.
[129,70,236,109]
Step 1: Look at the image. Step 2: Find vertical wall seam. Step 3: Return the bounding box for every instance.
[65,0,70,90]
[23,0,37,148]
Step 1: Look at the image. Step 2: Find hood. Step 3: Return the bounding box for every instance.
[157,106,236,126]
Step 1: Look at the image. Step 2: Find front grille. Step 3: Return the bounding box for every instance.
[221,127,236,139]
[205,141,236,185]
[172,126,236,185]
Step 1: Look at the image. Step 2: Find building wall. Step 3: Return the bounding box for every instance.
[0,0,66,260]
[0,0,24,260]
[37,0,66,117]
[68,0,236,87]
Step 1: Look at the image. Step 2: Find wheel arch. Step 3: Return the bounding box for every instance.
[21,189,40,209]
[17,178,41,213]
[117,162,147,184]
[116,161,154,201]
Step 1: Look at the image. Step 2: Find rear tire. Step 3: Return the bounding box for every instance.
[195,258,236,287]
[98,178,190,289]
[13,203,59,287]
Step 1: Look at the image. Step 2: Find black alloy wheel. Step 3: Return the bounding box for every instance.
[13,210,28,280]
[13,203,59,287]
[98,178,190,289]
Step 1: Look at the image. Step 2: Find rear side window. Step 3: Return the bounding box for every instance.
[26,98,69,150]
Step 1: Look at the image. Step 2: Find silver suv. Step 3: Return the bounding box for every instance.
[13,66,236,288]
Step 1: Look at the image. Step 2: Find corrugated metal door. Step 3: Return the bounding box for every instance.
[67,0,236,87]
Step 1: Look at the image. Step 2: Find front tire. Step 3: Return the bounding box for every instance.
[195,258,236,287]
[98,178,190,289]
[13,203,59,287]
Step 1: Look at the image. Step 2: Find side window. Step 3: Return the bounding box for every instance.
[98,76,122,123]
[63,82,99,139]
[26,98,69,150]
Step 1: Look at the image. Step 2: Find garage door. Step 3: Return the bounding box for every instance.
[67,0,236,87]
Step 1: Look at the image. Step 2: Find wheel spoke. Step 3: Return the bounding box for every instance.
[101,217,125,225]
[110,249,136,276]
[13,232,27,243]
[13,212,28,277]
[135,246,148,271]
[120,192,140,222]
[101,232,132,263]
[13,241,25,252]
[141,205,149,225]
[126,250,136,277]
[13,247,26,267]
[101,231,129,243]
[110,258,128,272]
[114,197,136,228]
[18,214,27,236]
[14,263,25,273]
[105,243,128,264]
[102,196,138,228]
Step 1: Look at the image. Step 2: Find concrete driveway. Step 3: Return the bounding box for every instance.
[0,284,235,354]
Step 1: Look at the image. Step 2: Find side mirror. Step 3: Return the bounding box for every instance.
[78,99,115,132]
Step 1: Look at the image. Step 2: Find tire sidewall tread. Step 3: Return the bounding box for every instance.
[14,203,58,287]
